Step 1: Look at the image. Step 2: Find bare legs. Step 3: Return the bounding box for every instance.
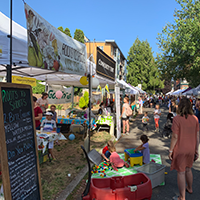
[122,120,126,134]
[122,119,129,134]
[185,167,193,193]
[177,167,193,200]
[126,120,129,133]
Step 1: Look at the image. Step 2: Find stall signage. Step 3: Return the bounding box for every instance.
[24,4,87,76]
[12,76,36,87]
[0,83,42,200]
[48,85,72,104]
[96,47,115,81]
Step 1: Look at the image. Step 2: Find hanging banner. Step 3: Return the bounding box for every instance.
[12,76,36,87]
[96,47,115,81]
[48,85,72,104]
[24,4,87,76]
[115,86,121,139]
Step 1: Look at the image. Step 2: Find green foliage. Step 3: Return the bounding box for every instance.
[74,29,84,43]
[64,28,72,37]
[56,105,63,110]
[83,91,89,105]
[74,87,82,96]
[126,38,164,93]
[57,26,64,32]
[32,80,45,94]
[157,0,200,87]
[79,91,89,109]
[57,26,72,37]
[79,97,86,109]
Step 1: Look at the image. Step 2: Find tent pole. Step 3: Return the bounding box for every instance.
[7,0,13,83]
[88,61,91,153]
[71,86,74,108]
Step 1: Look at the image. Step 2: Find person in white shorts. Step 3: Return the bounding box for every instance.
[40,111,57,160]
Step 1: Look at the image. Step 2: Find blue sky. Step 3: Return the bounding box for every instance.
[1,0,180,58]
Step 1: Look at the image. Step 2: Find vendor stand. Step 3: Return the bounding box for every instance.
[36,130,67,163]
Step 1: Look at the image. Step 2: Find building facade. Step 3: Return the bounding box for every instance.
[85,40,127,81]
[174,78,189,90]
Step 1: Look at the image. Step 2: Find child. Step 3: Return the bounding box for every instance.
[108,145,129,171]
[154,104,161,132]
[102,140,114,162]
[50,105,60,145]
[50,105,57,123]
[40,111,57,160]
[134,135,150,164]
[142,112,149,131]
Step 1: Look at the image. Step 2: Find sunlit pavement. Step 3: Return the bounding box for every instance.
[115,105,200,200]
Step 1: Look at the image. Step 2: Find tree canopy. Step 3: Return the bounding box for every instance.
[74,29,84,43]
[57,26,72,37]
[127,38,164,93]
[157,0,200,87]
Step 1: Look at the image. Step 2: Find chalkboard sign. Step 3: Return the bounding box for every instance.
[0,83,42,200]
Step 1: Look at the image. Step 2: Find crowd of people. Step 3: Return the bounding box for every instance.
[33,91,199,200]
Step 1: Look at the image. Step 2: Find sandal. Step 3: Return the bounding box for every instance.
[172,196,180,200]
[186,188,193,194]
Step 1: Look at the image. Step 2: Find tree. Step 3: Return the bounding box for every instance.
[74,29,84,43]
[32,80,45,94]
[127,38,164,93]
[64,28,72,37]
[57,26,72,37]
[157,0,200,87]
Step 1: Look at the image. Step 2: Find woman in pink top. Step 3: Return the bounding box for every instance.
[169,97,199,200]
[108,146,129,171]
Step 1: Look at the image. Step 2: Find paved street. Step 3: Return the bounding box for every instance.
[115,105,200,200]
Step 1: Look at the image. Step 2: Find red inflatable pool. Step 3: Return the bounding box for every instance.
[82,173,152,200]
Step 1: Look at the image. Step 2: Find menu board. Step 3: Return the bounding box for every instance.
[0,83,42,200]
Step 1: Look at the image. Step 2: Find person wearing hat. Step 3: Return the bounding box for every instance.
[40,111,57,160]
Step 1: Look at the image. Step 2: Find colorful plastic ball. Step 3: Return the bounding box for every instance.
[69,134,75,141]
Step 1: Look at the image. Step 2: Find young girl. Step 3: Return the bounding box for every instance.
[134,135,150,164]
[154,104,161,132]
[108,146,129,171]
[121,96,130,135]
[101,140,114,162]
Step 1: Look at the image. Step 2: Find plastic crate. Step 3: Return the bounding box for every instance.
[136,162,166,188]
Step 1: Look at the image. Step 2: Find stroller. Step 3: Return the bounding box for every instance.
[161,113,174,138]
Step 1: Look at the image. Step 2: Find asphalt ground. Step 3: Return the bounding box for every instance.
[115,105,200,200]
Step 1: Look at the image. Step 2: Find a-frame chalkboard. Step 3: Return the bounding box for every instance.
[0,83,42,200]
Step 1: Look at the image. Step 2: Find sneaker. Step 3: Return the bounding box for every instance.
[122,133,126,136]
[126,132,130,135]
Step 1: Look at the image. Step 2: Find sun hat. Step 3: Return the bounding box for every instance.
[45,112,53,116]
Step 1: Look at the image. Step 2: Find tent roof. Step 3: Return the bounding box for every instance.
[0,12,116,88]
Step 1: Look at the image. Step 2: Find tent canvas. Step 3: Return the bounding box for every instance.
[182,87,192,94]
[0,12,116,89]
[0,11,87,78]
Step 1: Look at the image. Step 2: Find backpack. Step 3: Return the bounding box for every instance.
[126,105,133,117]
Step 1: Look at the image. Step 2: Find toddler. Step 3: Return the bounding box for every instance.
[134,134,150,164]
[142,112,149,131]
[102,140,114,162]
[40,111,57,160]
[154,104,161,132]
[108,146,129,171]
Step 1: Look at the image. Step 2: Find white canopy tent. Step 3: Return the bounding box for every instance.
[185,84,200,96]
[171,89,185,96]
[135,86,146,94]
[0,12,116,89]
[116,79,139,94]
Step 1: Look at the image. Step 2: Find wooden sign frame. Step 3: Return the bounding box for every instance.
[0,82,42,200]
